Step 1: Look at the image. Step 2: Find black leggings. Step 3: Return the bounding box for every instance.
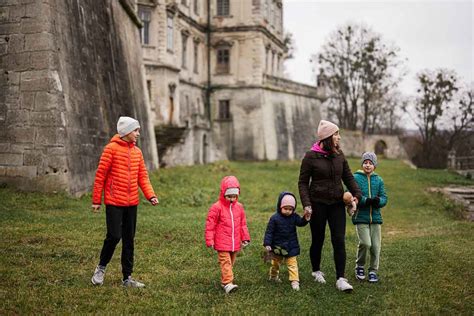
[309,202,346,279]
[98,205,137,280]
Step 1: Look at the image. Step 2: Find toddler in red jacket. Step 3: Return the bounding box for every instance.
[205,175,251,293]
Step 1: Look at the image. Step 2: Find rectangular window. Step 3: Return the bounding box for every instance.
[218,100,230,120]
[182,34,188,68]
[194,0,199,15]
[167,15,174,51]
[216,48,230,74]
[146,80,152,103]
[217,0,230,16]
[138,6,151,45]
[193,42,199,73]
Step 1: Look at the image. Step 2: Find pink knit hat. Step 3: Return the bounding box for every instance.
[317,120,339,140]
[281,194,296,209]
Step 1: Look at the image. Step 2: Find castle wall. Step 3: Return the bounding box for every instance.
[0,0,157,194]
[340,130,408,159]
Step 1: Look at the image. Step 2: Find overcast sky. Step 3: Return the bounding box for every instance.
[283,0,473,95]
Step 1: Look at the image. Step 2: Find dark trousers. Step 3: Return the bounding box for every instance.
[98,205,137,279]
[309,202,346,279]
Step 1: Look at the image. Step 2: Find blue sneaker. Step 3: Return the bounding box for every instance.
[355,266,365,280]
[368,271,378,283]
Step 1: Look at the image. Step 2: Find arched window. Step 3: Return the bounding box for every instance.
[374,140,387,156]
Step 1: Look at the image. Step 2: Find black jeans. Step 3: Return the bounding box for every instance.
[309,201,346,279]
[99,205,137,280]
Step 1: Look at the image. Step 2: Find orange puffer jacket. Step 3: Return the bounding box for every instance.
[92,134,156,206]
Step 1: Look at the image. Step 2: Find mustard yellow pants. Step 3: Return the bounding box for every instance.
[269,255,299,282]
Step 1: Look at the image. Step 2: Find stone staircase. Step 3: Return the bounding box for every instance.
[439,186,474,221]
[155,125,187,167]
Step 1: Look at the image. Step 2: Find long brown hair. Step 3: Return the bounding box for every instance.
[320,135,340,154]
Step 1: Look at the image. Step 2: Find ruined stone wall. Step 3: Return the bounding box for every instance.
[0,0,157,194]
[340,130,408,159]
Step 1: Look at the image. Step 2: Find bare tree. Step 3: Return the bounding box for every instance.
[316,23,404,132]
[411,69,458,167]
[445,83,474,151]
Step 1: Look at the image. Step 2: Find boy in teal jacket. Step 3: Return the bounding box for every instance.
[352,152,387,283]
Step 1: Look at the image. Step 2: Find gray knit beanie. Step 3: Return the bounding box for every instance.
[361,152,377,167]
[117,116,140,137]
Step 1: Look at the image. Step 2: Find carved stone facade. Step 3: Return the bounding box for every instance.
[138,0,326,166]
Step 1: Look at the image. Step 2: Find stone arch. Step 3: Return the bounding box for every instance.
[374,140,387,156]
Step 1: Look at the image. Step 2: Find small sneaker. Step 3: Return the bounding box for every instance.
[311,271,326,284]
[291,281,300,291]
[122,276,145,288]
[355,266,365,280]
[91,265,106,285]
[222,283,238,293]
[268,275,282,283]
[368,271,378,283]
[336,277,353,292]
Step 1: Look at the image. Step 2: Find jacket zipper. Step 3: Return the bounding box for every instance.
[128,145,131,206]
[230,202,235,252]
[367,174,372,223]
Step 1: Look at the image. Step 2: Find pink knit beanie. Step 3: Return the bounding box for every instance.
[317,120,339,140]
[281,194,296,209]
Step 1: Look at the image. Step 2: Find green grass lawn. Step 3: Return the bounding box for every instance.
[1,159,473,314]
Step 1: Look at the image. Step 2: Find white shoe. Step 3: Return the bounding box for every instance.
[91,265,106,285]
[291,281,300,291]
[222,283,238,293]
[336,277,353,292]
[122,276,145,288]
[311,271,326,284]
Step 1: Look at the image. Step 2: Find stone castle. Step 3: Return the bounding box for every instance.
[0,0,325,194]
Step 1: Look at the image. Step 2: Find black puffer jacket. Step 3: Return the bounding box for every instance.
[298,150,361,207]
[263,192,309,257]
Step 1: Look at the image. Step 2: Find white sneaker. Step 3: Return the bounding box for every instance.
[291,281,300,291]
[336,277,353,292]
[222,283,238,293]
[122,276,145,288]
[311,271,326,284]
[91,265,106,285]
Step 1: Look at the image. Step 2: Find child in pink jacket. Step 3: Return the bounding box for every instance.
[205,175,251,293]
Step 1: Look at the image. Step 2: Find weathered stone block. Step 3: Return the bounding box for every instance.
[6,109,29,125]
[0,152,23,165]
[0,7,8,22]
[8,4,25,23]
[5,70,20,85]
[25,1,48,18]
[8,33,24,53]
[0,142,10,152]
[0,22,20,35]
[0,43,7,55]
[0,166,6,176]
[20,70,52,91]
[3,52,30,71]
[35,127,66,146]
[8,126,35,143]
[10,144,29,153]
[24,32,54,51]
[34,91,58,111]
[24,150,43,165]
[21,19,52,34]
[29,50,56,70]
[47,146,66,156]
[5,165,37,177]
[20,91,35,109]
[0,0,19,6]
[30,110,63,126]
[46,155,67,171]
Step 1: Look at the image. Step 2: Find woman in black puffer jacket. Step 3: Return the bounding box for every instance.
[298,120,361,292]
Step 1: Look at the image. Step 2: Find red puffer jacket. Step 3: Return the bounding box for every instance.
[92,134,156,206]
[205,176,251,252]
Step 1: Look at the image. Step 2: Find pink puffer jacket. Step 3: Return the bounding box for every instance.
[205,176,251,252]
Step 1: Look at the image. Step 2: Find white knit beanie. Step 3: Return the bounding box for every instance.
[317,120,339,140]
[224,188,239,196]
[117,116,140,137]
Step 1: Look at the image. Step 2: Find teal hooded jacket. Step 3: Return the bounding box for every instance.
[352,170,387,224]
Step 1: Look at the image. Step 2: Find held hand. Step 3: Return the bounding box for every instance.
[372,196,380,208]
[365,197,373,206]
[303,209,311,221]
[304,206,313,214]
[352,196,359,205]
[92,204,101,213]
[242,240,250,248]
[265,245,272,252]
[150,197,159,206]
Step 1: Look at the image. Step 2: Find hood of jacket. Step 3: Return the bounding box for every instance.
[219,176,240,205]
[310,141,329,154]
[276,191,297,214]
[110,134,135,148]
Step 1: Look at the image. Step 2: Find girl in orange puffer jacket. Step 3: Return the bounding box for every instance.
[90,116,158,288]
[205,175,251,293]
